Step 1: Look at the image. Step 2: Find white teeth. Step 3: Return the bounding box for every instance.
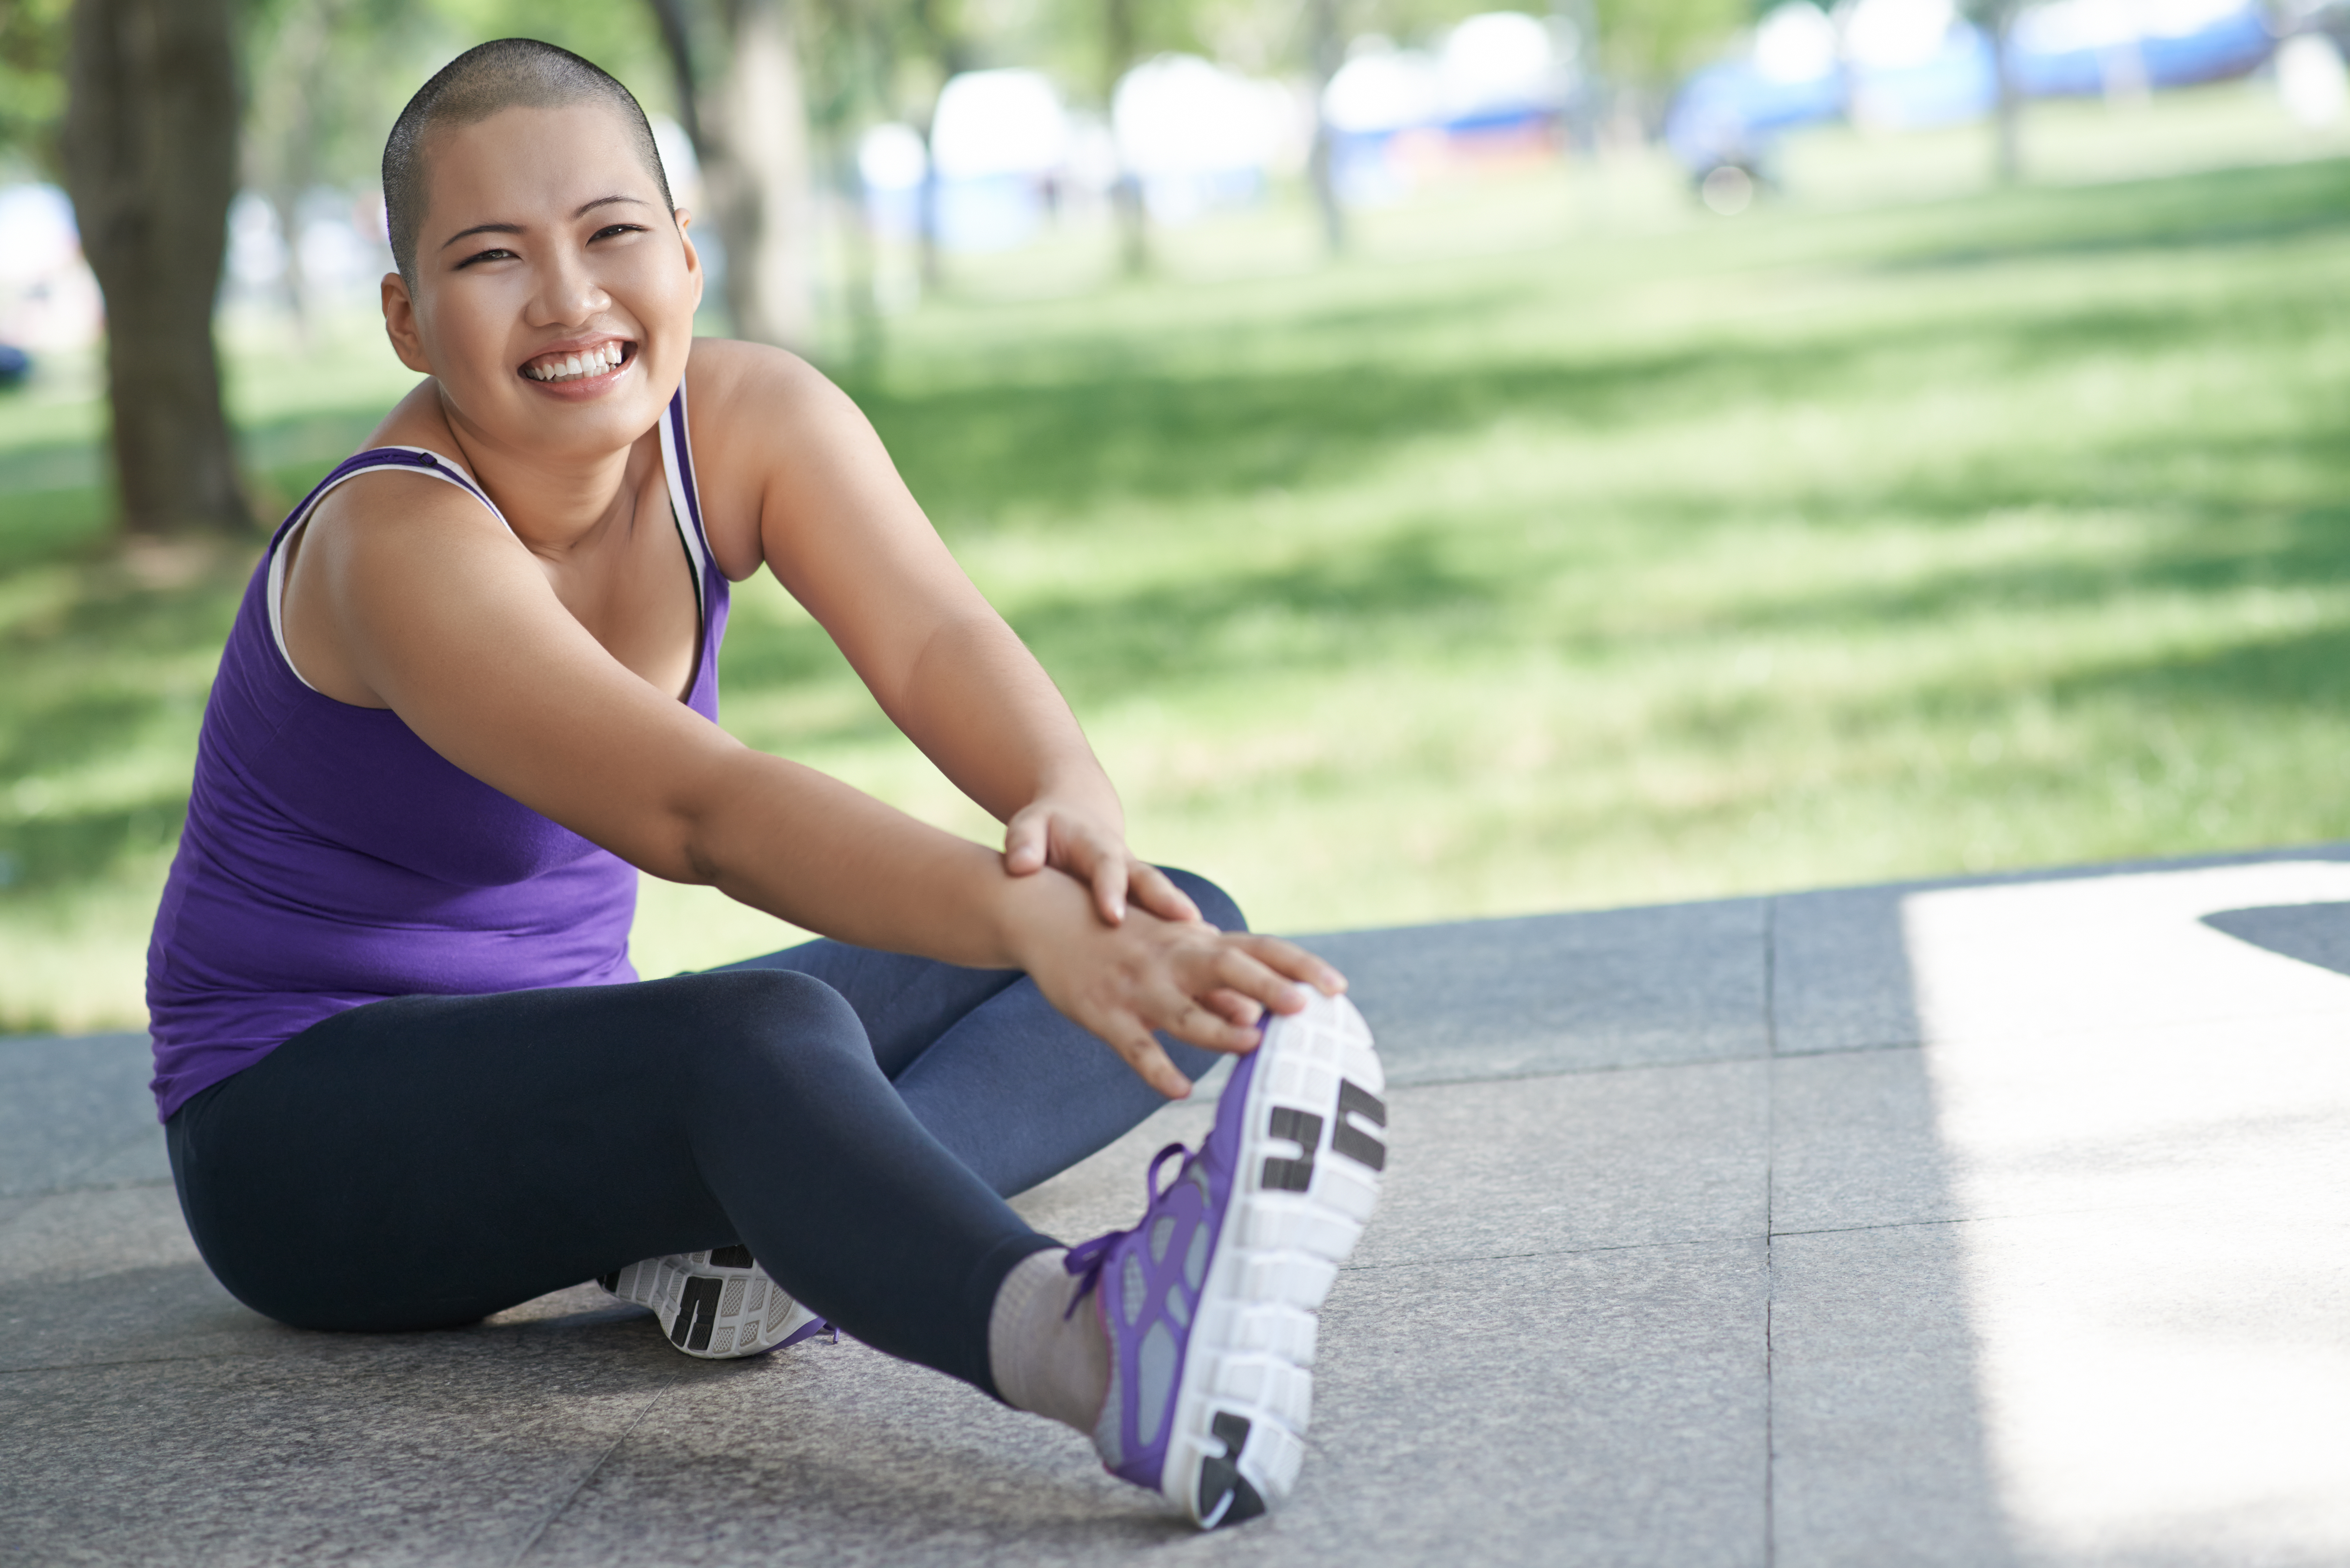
[527,344,625,382]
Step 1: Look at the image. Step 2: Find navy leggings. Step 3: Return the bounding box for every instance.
[166,871,1237,1396]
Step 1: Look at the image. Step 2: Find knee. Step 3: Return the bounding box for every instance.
[654,969,871,1095]
[1158,867,1247,934]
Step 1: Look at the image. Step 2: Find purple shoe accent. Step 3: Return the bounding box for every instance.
[775,1317,836,1349]
[1061,991,1384,1528]
[1065,1046,1267,1498]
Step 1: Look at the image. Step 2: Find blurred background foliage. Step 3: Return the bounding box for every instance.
[2,0,2349,1031]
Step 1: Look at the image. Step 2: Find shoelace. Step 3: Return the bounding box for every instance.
[1063,1140,1193,1319]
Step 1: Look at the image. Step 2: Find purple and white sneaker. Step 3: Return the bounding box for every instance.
[597,1248,829,1360]
[1065,989,1386,1529]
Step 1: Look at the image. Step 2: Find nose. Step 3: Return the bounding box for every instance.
[528,239,609,328]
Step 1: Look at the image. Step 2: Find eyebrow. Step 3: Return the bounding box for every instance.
[437,195,653,252]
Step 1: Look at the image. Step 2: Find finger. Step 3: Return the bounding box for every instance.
[1233,933,1347,995]
[1091,853,1130,926]
[1148,985,1265,1055]
[1126,862,1202,925]
[1103,1017,1192,1099]
[1203,987,1263,1028]
[1202,947,1314,1019]
[1002,812,1048,875]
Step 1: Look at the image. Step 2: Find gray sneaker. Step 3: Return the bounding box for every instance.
[597,1247,828,1359]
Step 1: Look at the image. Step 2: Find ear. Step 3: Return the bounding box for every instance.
[675,209,704,311]
[380,272,433,374]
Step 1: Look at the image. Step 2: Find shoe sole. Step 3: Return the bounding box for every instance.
[599,1248,820,1360]
[1165,991,1386,1528]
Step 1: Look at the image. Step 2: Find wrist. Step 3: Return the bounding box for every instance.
[984,860,1089,971]
[1026,768,1125,837]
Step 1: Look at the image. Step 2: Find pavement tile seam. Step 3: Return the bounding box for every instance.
[1771,1038,1927,1058]
[1340,1234,1771,1274]
[1764,1205,2179,1242]
[1762,1021,1780,1568]
[7,1174,174,1202]
[0,1353,259,1378]
[508,1373,683,1568]
[1387,1050,1791,1090]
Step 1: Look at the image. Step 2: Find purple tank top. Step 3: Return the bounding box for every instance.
[145,386,730,1120]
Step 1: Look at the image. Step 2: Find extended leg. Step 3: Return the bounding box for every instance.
[166,968,1050,1391]
[722,869,1246,1195]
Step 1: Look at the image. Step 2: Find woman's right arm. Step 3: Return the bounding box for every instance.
[293,477,1336,1095]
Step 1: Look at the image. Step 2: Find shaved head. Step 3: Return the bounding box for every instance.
[383,38,673,285]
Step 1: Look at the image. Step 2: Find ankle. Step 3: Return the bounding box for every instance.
[988,1247,1112,1435]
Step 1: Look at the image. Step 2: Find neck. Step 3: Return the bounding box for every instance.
[433,387,653,556]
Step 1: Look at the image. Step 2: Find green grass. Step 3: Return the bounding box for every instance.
[9,83,2350,1029]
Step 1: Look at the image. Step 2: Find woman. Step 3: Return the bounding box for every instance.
[147,39,1385,1531]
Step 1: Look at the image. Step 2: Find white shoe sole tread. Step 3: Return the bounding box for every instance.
[604,1251,817,1360]
[1163,992,1386,1526]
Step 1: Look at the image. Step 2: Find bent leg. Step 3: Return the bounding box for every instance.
[726,869,1246,1195]
[167,969,1050,1391]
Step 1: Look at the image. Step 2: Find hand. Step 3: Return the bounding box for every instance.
[1004,869,1349,1099]
[1002,797,1200,927]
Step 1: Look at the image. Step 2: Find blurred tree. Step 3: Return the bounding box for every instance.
[63,0,250,536]
[1041,0,1213,275]
[1961,0,2021,182]
[1305,0,1345,254]
[905,0,974,290]
[801,0,898,360]
[647,0,818,349]
[241,0,416,345]
[1104,0,1148,273]
[0,0,70,177]
[1585,0,1744,99]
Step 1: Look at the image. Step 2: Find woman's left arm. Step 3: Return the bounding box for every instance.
[685,340,1201,928]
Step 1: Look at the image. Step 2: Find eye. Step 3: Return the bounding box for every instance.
[454,247,517,269]
[590,223,648,243]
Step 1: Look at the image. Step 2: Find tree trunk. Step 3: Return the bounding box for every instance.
[1307,0,1347,256]
[648,0,818,351]
[1105,0,1148,276]
[710,0,817,349]
[1983,1,2022,184]
[907,0,971,296]
[61,0,249,537]
[646,0,706,151]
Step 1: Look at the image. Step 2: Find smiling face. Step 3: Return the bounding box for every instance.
[381,101,701,464]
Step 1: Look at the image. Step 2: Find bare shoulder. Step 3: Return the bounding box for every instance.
[281,429,528,707]
[681,337,856,437]
[297,440,519,602]
[679,338,893,578]
[298,377,513,569]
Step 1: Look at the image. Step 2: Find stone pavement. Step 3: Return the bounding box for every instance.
[4,847,2347,1566]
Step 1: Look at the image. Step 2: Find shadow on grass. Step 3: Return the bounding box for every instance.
[2044,617,2350,712]
[11,154,2350,916]
[0,798,186,895]
[711,525,1506,737]
[0,554,246,894]
[1867,157,2350,274]
[861,283,2335,527]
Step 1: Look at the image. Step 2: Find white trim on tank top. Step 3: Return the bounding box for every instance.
[656,381,713,629]
[267,408,713,695]
[266,449,513,695]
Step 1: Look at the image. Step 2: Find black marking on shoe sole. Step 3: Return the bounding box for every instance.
[709,1244,756,1269]
[1333,1079,1388,1172]
[1262,1108,1323,1192]
[1199,1411,1268,1527]
[672,1276,723,1350]
[596,1271,619,1292]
